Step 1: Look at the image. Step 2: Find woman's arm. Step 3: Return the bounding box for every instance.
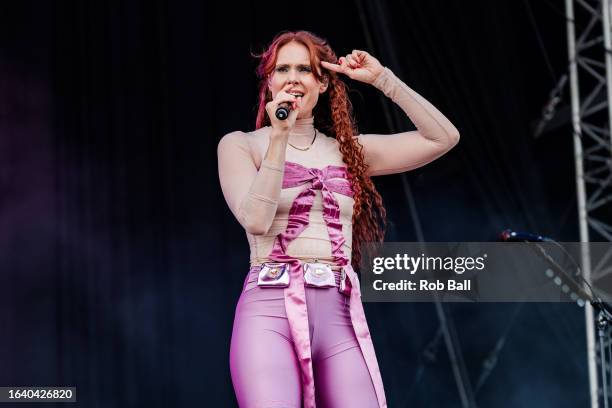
[217,83,303,235]
[322,50,460,177]
[217,129,288,235]
[358,67,460,176]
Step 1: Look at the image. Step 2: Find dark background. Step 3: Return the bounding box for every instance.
[0,0,591,407]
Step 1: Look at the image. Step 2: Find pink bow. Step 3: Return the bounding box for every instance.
[272,161,353,265]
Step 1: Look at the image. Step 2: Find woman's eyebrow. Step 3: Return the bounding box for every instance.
[275,63,311,68]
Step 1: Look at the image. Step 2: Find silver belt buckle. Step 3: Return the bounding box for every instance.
[257,263,290,288]
[338,267,352,296]
[303,262,336,288]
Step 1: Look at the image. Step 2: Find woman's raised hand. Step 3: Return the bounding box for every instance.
[321,50,385,84]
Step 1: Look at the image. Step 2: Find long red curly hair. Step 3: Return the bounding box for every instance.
[254,30,386,270]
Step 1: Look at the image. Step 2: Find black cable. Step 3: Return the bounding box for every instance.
[523,0,558,86]
[474,303,523,395]
[542,0,569,20]
[403,326,443,404]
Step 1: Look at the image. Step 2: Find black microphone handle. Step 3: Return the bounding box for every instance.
[275,103,292,121]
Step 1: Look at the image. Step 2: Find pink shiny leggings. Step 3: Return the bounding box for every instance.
[230,267,379,408]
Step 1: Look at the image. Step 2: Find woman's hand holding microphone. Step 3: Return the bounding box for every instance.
[266,85,302,137]
[263,86,302,166]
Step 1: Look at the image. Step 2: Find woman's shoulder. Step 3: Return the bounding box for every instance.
[314,130,343,153]
[217,127,270,166]
[218,127,270,149]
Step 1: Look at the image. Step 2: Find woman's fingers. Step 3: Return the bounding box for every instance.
[321,51,368,75]
[321,60,346,74]
[347,53,365,69]
[266,92,299,113]
[352,49,367,62]
[320,60,338,71]
[277,91,298,106]
[265,90,302,129]
[345,54,358,68]
[321,55,361,77]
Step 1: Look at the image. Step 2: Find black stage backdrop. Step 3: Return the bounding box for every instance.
[0,1,589,407]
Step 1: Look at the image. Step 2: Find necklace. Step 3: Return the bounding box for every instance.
[288,129,317,151]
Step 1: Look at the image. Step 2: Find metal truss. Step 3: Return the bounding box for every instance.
[565,0,612,406]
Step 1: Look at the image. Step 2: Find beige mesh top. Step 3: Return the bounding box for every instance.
[217,67,460,267]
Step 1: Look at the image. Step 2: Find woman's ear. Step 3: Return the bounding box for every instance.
[320,75,329,94]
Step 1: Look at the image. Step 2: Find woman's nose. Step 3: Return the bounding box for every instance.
[287,69,299,83]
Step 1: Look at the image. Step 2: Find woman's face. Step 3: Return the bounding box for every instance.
[268,41,328,119]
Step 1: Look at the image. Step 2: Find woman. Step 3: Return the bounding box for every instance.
[217,30,459,408]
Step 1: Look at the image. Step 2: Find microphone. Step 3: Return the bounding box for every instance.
[499,229,553,242]
[275,102,292,120]
[501,229,612,321]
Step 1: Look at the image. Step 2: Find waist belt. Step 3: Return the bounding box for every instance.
[256,261,352,296]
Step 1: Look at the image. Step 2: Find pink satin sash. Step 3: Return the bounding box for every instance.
[267,161,387,408]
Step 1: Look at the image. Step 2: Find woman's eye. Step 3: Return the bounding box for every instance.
[276,67,288,72]
[300,66,312,72]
